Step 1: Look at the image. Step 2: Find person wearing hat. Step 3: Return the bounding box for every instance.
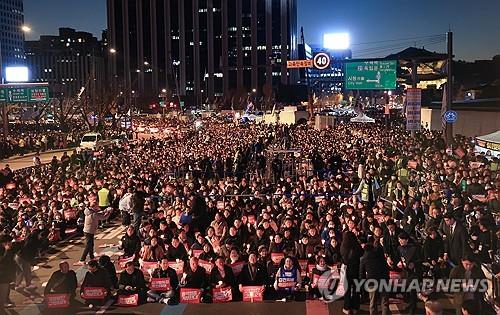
[0,235,16,309]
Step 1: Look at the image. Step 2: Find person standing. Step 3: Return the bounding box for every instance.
[340,231,363,315]
[359,243,390,315]
[449,254,487,315]
[75,202,113,265]
[131,185,146,232]
[0,235,16,311]
[442,213,468,267]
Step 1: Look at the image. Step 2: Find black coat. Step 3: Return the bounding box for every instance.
[210,265,236,287]
[120,233,141,257]
[184,265,208,289]
[44,270,78,296]
[359,247,389,280]
[442,223,468,265]
[0,246,16,283]
[118,268,147,291]
[81,268,112,292]
[152,267,179,290]
[238,263,267,286]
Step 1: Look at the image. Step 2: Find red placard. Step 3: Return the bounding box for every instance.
[213,286,233,303]
[118,255,135,269]
[46,294,70,308]
[374,214,384,223]
[150,278,171,291]
[180,288,201,304]
[242,286,263,302]
[198,260,213,274]
[277,277,296,288]
[407,161,418,169]
[64,208,78,221]
[117,294,138,306]
[6,182,16,190]
[298,260,308,276]
[230,261,245,276]
[192,249,203,258]
[82,287,107,299]
[271,252,284,265]
[168,260,184,275]
[307,264,315,278]
[141,261,158,277]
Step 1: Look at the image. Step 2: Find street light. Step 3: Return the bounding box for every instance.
[21,25,32,33]
[252,89,257,93]
[109,48,117,54]
[162,88,167,93]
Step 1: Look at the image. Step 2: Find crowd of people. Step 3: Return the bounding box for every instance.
[0,116,498,315]
[0,124,84,159]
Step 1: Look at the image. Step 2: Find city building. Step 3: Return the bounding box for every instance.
[106,0,299,108]
[305,45,352,95]
[25,28,106,98]
[0,0,26,82]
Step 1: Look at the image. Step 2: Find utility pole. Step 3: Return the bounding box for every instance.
[445,31,453,146]
[301,27,314,121]
[0,41,9,138]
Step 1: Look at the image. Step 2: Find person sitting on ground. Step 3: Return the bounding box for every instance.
[98,255,118,290]
[274,256,302,301]
[118,261,148,304]
[147,258,179,304]
[119,225,141,258]
[81,259,113,309]
[44,261,78,301]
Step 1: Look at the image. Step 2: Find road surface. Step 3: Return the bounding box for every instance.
[3,220,460,315]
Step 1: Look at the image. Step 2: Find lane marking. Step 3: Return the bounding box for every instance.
[96,227,116,239]
[104,226,126,240]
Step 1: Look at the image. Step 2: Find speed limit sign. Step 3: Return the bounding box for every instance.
[313,52,331,70]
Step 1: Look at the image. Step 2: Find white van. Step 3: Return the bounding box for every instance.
[80,133,111,150]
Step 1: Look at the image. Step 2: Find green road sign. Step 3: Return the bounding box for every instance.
[0,84,49,103]
[345,60,397,90]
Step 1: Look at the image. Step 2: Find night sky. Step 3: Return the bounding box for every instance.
[23,0,500,61]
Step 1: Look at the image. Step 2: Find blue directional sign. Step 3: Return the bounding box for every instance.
[443,110,458,124]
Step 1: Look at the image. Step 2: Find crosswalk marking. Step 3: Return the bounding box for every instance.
[104,226,126,240]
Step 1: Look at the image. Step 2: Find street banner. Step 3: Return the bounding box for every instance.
[117,294,138,306]
[230,261,245,276]
[180,288,201,304]
[406,88,421,131]
[46,294,70,308]
[287,60,313,69]
[242,286,263,302]
[271,252,284,265]
[212,286,233,303]
[82,287,107,300]
[198,259,214,274]
[150,278,171,291]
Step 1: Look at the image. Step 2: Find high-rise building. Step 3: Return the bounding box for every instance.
[0,0,25,82]
[107,0,298,108]
[300,44,352,95]
[25,28,105,98]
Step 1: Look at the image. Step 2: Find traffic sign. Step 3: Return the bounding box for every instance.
[345,60,397,90]
[0,83,49,103]
[443,110,458,124]
[286,60,313,69]
[313,53,331,70]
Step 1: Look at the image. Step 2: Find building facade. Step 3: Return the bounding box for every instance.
[107,0,298,108]
[25,28,105,98]
[306,45,352,95]
[0,0,25,82]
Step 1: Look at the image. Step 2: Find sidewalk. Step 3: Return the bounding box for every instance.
[0,147,72,163]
